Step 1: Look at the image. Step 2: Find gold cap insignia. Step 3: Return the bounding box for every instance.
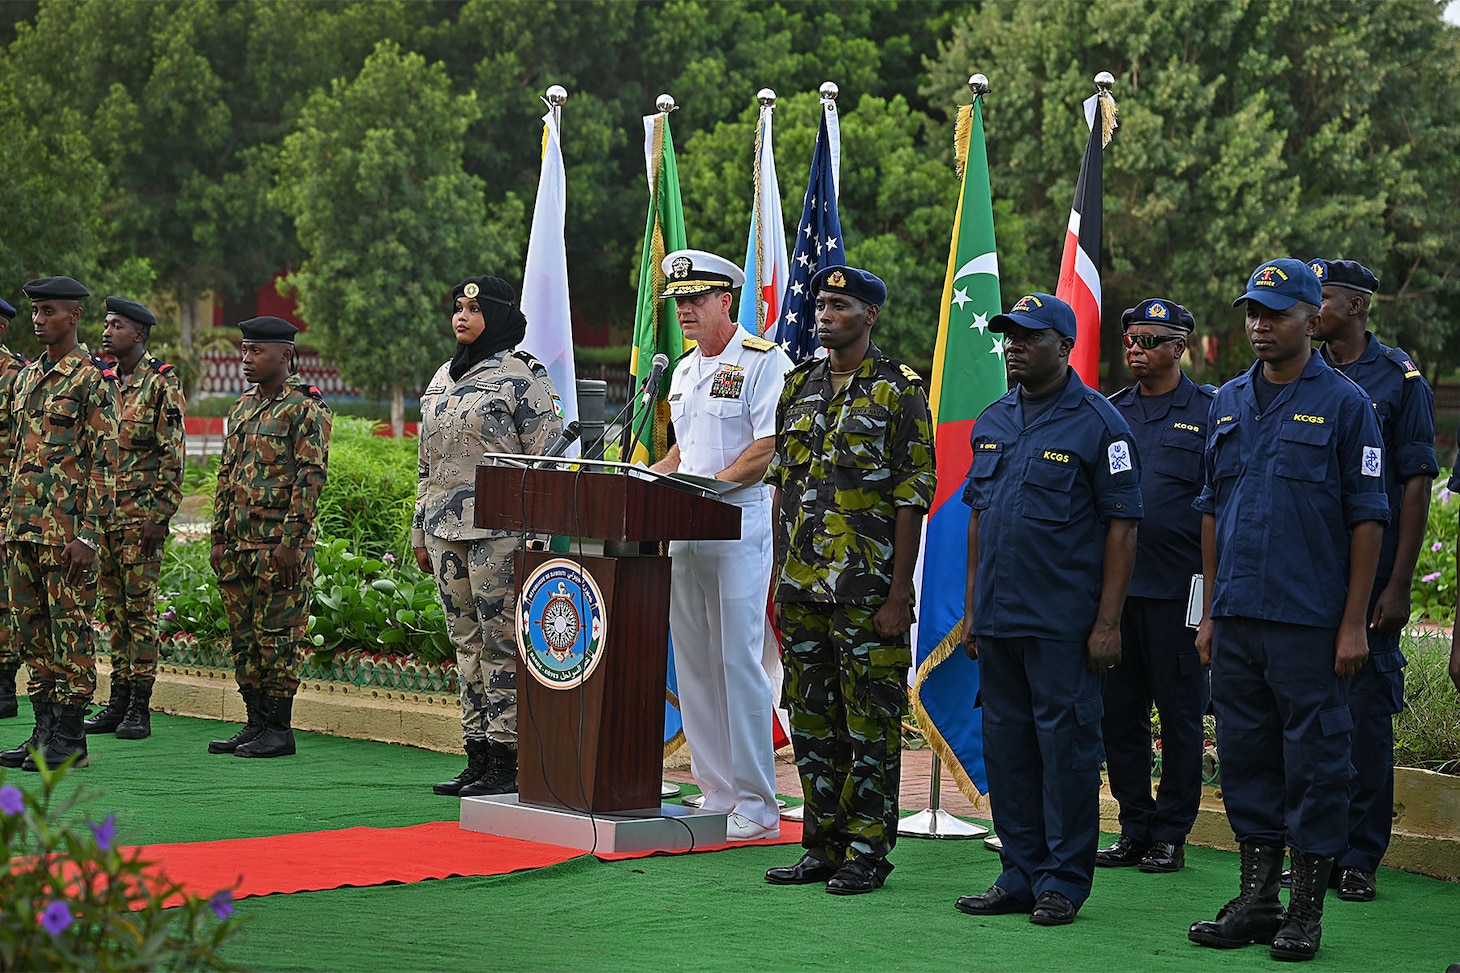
[1149,302,1168,319]
[827,270,847,288]
[1310,261,1326,279]
[464,282,480,298]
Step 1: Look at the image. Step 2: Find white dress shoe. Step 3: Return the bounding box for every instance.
[726,811,781,842]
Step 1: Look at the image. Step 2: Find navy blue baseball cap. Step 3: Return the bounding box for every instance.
[1122,298,1195,333]
[811,265,887,308]
[1308,258,1379,295]
[1231,258,1321,310]
[0,298,15,321]
[990,292,1077,340]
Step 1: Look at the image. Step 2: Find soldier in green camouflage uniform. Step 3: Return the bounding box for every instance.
[0,297,30,720]
[1,277,119,772]
[764,267,935,895]
[83,297,186,741]
[208,316,330,759]
[414,276,562,798]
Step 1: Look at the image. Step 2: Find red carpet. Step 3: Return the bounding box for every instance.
[132,819,802,905]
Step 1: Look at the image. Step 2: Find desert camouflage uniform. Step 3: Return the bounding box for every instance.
[0,343,30,680]
[765,342,935,876]
[98,356,186,687]
[414,350,561,745]
[3,345,119,704]
[211,377,330,698]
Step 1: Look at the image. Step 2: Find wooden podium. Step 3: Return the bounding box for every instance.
[474,462,740,815]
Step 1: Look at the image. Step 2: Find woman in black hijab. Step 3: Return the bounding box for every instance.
[412,276,563,797]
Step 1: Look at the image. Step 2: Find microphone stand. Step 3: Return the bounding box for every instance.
[582,370,654,461]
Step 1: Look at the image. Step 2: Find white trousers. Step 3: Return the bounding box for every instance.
[668,488,780,828]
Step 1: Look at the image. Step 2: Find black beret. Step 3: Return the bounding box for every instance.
[105,296,157,328]
[22,276,89,300]
[1308,258,1379,295]
[1121,298,1195,333]
[810,265,888,308]
[238,315,298,344]
[451,276,516,308]
[0,298,16,320]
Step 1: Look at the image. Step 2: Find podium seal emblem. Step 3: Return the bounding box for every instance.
[517,558,607,689]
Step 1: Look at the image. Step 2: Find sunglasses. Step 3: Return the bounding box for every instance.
[1123,332,1183,350]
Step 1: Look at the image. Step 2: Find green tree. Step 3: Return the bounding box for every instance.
[924,0,1460,384]
[273,40,524,435]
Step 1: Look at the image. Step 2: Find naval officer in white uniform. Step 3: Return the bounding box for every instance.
[650,248,793,842]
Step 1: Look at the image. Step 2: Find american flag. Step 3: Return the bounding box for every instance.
[775,106,843,363]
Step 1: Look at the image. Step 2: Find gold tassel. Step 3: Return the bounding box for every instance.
[953,103,973,180]
[1098,90,1119,149]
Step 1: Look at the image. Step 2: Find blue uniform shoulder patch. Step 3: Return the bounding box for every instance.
[1382,344,1423,381]
[91,355,119,381]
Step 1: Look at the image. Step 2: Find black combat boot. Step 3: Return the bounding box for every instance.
[24,703,89,770]
[1188,842,1287,948]
[235,695,296,758]
[1270,851,1334,962]
[209,689,267,754]
[84,679,131,734]
[116,682,153,740]
[0,665,19,719]
[0,696,54,768]
[434,739,492,795]
[458,742,518,797]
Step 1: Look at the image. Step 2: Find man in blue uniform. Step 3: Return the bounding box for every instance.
[1098,299,1213,875]
[1189,258,1388,962]
[1311,257,1437,902]
[954,293,1143,927]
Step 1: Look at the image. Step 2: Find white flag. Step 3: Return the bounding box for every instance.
[520,110,578,442]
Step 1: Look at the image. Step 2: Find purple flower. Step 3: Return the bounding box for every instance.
[40,901,72,936]
[1442,487,1453,504]
[1422,572,1443,583]
[383,553,396,563]
[1433,541,1444,553]
[162,609,177,621]
[88,813,117,850]
[208,889,235,920]
[0,784,23,816]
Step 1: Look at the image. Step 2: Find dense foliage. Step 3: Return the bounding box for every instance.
[3,0,1455,389]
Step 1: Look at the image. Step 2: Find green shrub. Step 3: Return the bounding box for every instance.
[1395,629,1460,772]
[0,764,242,971]
[313,416,418,560]
[1412,482,1458,625]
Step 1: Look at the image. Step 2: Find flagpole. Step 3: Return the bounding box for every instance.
[897,71,995,844]
[542,83,567,130]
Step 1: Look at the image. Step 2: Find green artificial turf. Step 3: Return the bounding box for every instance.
[221,841,1460,973]
[0,701,463,843]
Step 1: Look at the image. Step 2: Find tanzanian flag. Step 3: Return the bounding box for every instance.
[910,94,1007,799]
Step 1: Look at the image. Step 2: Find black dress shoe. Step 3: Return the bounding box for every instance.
[765,854,839,886]
[825,859,883,895]
[1335,868,1376,902]
[1095,834,1150,868]
[1139,840,1186,873]
[955,885,1032,916]
[1029,891,1079,926]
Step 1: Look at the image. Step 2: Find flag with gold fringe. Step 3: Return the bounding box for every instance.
[624,111,687,467]
[1058,84,1118,387]
[910,93,1008,799]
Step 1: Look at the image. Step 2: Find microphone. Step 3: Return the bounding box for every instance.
[541,419,582,459]
[640,353,670,403]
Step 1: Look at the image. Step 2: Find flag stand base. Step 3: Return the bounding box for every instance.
[895,754,988,839]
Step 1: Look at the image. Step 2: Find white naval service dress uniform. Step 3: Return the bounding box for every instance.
[667,332,792,829]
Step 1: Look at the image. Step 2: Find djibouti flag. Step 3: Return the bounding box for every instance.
[910,95,1007,799]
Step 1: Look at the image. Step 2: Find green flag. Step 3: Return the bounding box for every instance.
[622,111,687,465]
[910,96,1008,799]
